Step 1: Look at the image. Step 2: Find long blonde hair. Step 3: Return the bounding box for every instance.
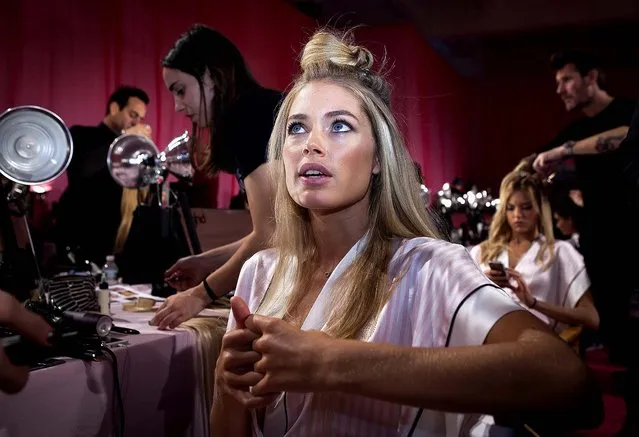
[114,188,147,253]
[478,159,555,269]
[259,29,443,339]
[180,305,229,415]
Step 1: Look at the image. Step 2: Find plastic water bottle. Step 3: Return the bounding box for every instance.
[102,255,119,285]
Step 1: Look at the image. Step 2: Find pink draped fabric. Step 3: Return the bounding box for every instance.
[0,0,314,208]
[357,25,470,192]
[5,0,621,207]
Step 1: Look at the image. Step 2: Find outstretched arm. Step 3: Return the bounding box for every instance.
[569,126,629,155]
[194,163,275,297]
[240,307,601,430]
[534,126,629,174]
[319,312,590,416]
[528,291,599,331]
[151,164,275,329]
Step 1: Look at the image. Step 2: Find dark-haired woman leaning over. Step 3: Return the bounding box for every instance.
[151,24,281,329]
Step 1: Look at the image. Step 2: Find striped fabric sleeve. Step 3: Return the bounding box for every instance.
[448,284,523,347]
[407,240,520,348]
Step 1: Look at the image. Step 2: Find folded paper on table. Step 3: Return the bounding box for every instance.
[108,284,166,303]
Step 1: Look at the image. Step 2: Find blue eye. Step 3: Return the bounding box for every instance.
[287,122,305,134]
[332,120,352,133]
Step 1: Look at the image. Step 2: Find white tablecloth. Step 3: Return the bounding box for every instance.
[0,297,229,437]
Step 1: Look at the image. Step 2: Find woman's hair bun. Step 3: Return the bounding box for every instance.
[300,30,374,74]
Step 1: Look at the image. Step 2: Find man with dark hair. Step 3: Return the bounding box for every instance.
[550,50,606,88]
[103,86,150,118]
[534,52,638,437]
[534,50,635,169]
[55,86,151,266]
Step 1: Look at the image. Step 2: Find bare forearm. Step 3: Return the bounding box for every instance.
[195,231,270,299]
[572,126,629,155]
[211,390,251,437]
[325,330,587,416]
[533,300,599,331]
[200,238,246,266]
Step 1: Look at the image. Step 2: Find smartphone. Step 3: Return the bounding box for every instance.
[488,261,506,275]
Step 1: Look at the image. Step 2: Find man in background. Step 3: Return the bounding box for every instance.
[534,50,635,168]
[54,86,151,266]
[534,51,638,437]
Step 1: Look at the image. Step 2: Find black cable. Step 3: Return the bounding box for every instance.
[406,408,423,437]
[284,392,289,434]
[102,347,125,437]
[407,285,493,437]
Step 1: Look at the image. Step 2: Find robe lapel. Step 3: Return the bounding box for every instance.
[301,237,366,331]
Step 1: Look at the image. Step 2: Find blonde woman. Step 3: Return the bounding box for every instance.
[470,162,599,333]
[213,30,600,436]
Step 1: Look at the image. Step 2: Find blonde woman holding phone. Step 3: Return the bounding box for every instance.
[470,160,599,332]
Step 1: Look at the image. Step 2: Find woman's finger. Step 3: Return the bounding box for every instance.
[221,329,260,350]
[223,370,264,388]
[221,350,261,370]
[153,307,178,329]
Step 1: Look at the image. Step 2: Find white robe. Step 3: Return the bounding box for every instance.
[228,237,523,437]
[469,238,590,333]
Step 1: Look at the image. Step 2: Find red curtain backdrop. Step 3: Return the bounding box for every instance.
[464,72,572,192]
[3,0,637,207]
[357,25,470,193]
[0,0,475,209]
[0,0,315,208]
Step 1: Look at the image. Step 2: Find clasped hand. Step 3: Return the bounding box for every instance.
[215,296,332,409]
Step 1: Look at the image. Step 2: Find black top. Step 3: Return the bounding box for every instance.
[618,101,639,212]
[215,87,283,191]
[541,98,637,221]
[625,100,639,144]
[55,122,122,265]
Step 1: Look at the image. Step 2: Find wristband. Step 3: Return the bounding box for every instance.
[202,279,217,303]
